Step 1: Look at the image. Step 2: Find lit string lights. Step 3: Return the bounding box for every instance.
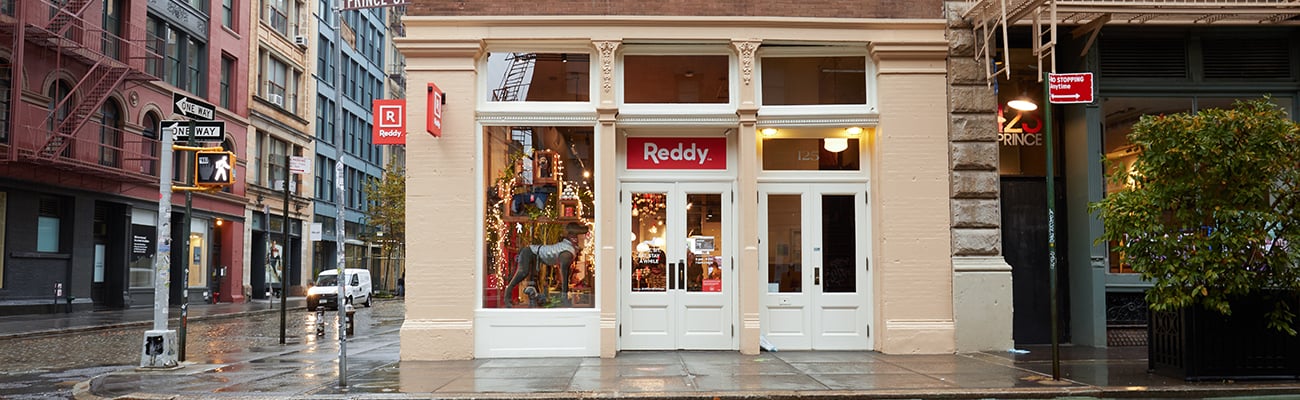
[485,148,595,306]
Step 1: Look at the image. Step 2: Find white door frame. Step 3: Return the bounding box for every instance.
[759,183,872,350]
[620,181,736,350]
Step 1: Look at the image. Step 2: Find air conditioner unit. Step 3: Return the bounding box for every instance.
[269,93,284,106]
[294,35,308,49]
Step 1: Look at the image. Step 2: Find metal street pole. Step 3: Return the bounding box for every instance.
[1043,71,1060,381]
[281,154,291,344]
[143,114,177,369]
[333,0,348,386]
[179,119,197,362]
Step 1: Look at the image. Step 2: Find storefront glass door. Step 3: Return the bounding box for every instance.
[621,182,733,350]
[760,183,871,350]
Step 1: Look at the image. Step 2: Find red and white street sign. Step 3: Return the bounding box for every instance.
[1048,72,1094,104]
[627,137,727,170]
[427,82,443,138]
[372,99,406,145]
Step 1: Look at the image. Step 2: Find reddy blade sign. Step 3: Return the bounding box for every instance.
[627,137,726,170]
[372,99,406,145]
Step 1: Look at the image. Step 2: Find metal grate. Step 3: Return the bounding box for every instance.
[1203,37,1291,79]
[1100,36,1188,79]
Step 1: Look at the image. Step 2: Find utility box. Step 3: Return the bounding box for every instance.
[140,330,179,368]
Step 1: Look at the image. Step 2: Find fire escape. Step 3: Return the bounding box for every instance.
[964,0,1300,82]
[492,52,535,102]
[0,0,161,183]
[493,53,536,148]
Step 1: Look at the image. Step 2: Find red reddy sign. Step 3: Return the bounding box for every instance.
[627,137,726,170]
[372,99,406,145]
[427,82,443,138]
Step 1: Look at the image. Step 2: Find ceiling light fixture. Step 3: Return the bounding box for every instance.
[823,138,849,153]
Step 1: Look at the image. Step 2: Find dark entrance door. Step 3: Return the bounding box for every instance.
[1001,177,1070,345]
[92,202,127,308]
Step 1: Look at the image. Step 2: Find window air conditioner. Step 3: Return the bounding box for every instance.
[269,93,284,106]
[294,35,308,49]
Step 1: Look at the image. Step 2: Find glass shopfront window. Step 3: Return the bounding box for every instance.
[624,55,729,104]
[1101,96,1293,273]
[761,56,866,105]
[483,125,595,308]
[485,52,590,102]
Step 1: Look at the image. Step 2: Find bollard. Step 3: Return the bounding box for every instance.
[345,304,355,336]
[315,309,326,336]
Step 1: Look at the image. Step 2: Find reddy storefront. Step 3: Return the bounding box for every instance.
[397,15,1000,360]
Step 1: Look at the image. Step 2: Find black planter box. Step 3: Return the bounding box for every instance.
[1149,293,1300,381]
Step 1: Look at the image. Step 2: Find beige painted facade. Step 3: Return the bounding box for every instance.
[244,2,317,297]
[396,14,1012,360]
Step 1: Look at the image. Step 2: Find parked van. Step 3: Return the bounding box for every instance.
[306,268,372,311]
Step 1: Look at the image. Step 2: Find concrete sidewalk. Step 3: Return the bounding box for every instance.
[37,300,1300,399]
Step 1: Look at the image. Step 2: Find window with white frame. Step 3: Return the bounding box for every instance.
[485,52,590,102]
[259,51,301,113]
[761,56,867,105]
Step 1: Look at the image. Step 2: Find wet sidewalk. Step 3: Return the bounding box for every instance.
[0,297,302,340]
[33,300,1300,399]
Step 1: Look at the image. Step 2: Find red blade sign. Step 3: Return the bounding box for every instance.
[372,99,406,145]
[1048,73,1094,104]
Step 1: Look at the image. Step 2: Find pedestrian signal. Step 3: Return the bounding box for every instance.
[195,151,235,186]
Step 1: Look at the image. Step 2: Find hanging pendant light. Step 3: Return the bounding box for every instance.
[823,137,849,153]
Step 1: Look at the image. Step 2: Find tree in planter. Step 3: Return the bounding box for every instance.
[1092,98,1300,334]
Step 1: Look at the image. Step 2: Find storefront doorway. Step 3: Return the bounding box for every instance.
[759,183,872,350]
[620,182,734,350]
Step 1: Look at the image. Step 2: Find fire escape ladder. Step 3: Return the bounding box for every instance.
[39,63,129,159]
[45,0,94,37]
[492,52,535,101]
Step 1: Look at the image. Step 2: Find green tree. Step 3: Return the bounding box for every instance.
[365,158,406,293]
[1092,98,1300,334]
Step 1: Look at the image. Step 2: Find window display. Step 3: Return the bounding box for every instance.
[483,126,595,308]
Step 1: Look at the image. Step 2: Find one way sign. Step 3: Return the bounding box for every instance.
[195,151,235,186]
[173,92,215,120]
[165,120,225,141]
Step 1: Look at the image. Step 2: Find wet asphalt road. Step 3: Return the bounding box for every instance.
[0,299,403,399]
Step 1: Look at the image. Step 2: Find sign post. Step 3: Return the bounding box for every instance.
[173,91,222,362]
[329,0,407,386]
[1044,71,1092,381]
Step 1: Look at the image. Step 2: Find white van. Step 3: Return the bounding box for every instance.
[306,268,372,311]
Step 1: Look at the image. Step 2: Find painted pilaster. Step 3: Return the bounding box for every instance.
[594,40,621,358]
[733,39,761,356]
[395,38,483,361]
[869,36,956,354]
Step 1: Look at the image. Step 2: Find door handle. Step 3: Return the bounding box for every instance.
[678,260,686,291]
[814,267,821,285]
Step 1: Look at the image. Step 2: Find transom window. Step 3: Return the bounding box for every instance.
[624,55,729,104]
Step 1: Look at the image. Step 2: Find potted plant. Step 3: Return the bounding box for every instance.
[1092,98,1300,381]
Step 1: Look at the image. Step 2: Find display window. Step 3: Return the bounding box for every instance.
[483,125,595,308]
[1100,96,1293,273]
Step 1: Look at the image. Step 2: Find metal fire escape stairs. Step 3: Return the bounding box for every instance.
[493,53,537,158]
[0,0,159,174]
[964,0,1300,83]
[492,52,535,102]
